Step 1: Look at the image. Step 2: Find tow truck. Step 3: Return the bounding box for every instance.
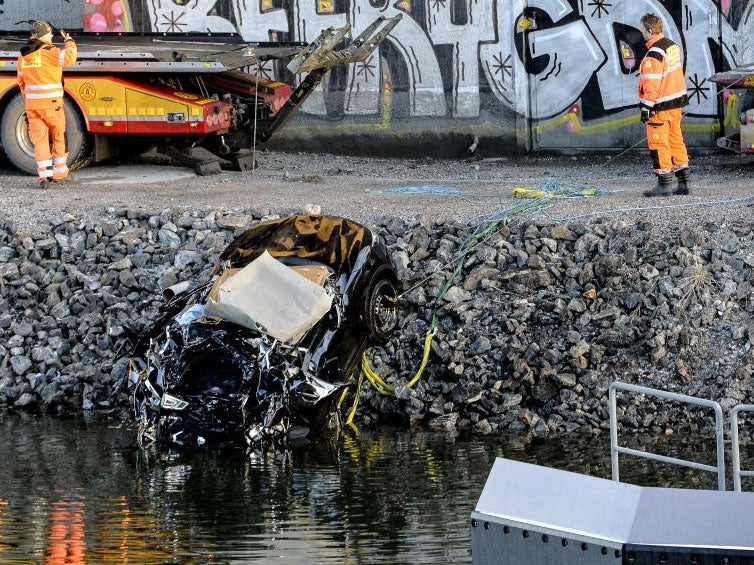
[0,15,401,175]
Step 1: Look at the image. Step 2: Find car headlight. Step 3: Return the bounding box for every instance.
[161,393,189,411]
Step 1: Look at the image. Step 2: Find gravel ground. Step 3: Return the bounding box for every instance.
[1,149,753,231]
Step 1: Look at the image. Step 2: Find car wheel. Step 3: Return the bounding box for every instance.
[365,276,398,344]
[0,93,92,175]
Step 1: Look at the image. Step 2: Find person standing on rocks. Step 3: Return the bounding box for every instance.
[638,13,690,197]
[16,21,77,188]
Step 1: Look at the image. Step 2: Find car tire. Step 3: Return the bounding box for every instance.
[1,93,92,175]
[364,275,398,344]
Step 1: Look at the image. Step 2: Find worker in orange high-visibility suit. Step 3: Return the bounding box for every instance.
[638,13,690,197]
[16,21,78,187]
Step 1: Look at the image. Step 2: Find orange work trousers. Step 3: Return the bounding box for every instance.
[645,107,688,174]
[27,106,69,181]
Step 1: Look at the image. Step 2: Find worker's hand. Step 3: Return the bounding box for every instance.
[60,29,72,42]
[639,104,652,123]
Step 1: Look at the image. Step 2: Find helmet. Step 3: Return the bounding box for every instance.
[31,21,53,39]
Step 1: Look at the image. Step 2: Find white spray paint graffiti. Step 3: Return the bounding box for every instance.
[727,0,754,66]
[580,0,670,114]
[523,0,607,119]
[425,0,496,117]
[478,0,606,120]
[345,3,445,116]
[146,0,236,33]
[232,0,288,42]
[680,0,721,117]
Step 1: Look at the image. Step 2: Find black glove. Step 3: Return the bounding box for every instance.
[640,105,652,123]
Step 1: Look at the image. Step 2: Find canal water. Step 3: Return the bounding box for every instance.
[0,413,727,564]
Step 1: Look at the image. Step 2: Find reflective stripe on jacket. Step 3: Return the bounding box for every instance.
[638,34,688,112]
[17,39,77,111]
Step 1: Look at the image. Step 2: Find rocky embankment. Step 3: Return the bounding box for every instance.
[0,208,752,437]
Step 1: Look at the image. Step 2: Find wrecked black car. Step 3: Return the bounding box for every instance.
[125,215,398,448]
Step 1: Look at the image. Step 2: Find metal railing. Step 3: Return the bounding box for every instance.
[609,382,726,491]
[730,404,754,492]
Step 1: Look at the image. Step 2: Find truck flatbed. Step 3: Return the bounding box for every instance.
[0,32,305,72]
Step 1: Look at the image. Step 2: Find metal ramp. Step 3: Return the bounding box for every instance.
[286,15,402,73]
[257,15,402,142]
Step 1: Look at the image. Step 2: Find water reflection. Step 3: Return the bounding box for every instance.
[0,412,740,564]
[46,498,86,564]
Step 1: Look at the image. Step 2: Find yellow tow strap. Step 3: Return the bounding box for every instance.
[405,329,435,388]
[512,185,597,198]
[340,328,435,426]
[345,372,364,426]
[361,354,393,395]
[360,327,435,395]
[512,186,547,198]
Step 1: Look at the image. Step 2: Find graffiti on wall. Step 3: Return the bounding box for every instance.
[4,0,754,142]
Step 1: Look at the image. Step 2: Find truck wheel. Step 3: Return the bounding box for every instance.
[0,93,92,175]
[364,275,398,344]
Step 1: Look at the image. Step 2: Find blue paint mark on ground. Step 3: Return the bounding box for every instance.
[381,185,465,195]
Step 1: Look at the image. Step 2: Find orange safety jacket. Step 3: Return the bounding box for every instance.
[16,38,78,110]
[638,34,688,112]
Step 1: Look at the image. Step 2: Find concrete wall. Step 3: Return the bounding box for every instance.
[3,1,754,156]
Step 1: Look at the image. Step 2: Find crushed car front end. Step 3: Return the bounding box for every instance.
[125,215,398,448]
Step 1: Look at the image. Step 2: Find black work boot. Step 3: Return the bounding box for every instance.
[673,168,691,195]
[643,172,673,197]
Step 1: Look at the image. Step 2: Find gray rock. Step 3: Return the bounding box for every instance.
[174,250,201,270]
[443,286,471,303]
[11,321,33,337]
[108,257,133,271]
[34,238,57,251]
[428,413,459,431]
[216,214,252,230]
[10,355,32,375]
[14,392,36,407]
[158,228,182,248]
